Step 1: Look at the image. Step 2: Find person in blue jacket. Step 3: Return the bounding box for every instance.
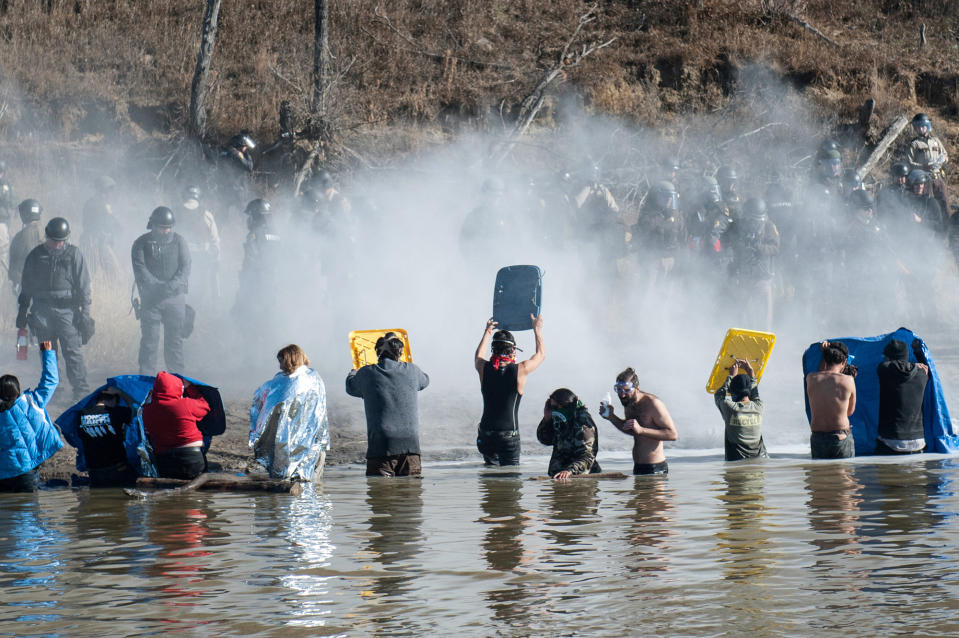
[0,340,63,491]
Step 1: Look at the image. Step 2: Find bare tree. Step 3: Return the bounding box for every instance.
[312,0,329,116]
[189,0,222,139]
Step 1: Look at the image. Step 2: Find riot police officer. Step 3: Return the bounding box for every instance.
[907,113,950,218]
[217,131,256,218]
[0,160,14,265]
[234,199,282,339]
[131,207,191,374]
[81,175,122,278]
[16,217,92,398]
[8,199,45,297]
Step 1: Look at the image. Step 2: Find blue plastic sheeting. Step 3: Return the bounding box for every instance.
[802,327,959,455]
[56,374,225,476]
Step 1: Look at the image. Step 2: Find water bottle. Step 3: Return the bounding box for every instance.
[16,329,28,361]
[599,391,612,418]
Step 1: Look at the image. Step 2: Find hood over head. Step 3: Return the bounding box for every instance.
[152,371,183,401]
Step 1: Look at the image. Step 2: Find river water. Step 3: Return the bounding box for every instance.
[3,450,959,637]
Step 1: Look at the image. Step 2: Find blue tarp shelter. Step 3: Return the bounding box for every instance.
[802,327,959,455]
[56,374,225,476]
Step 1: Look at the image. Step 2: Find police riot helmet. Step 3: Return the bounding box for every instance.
[716,166,737,183]
[907,169,930,187]
[890,162,910,178]
[819,149,842,177]
[841,169,862,191]
[817,138,840,158]
[181,185,202,203]
[228,131,256,151]
[147,206,175,229]
[18,199,42,223]
[45,217,70,241]
[850,188,875,210]
[244,198,271,217]
[300,187,322,209]
[94,175,116,192]
[743,197,767,222]
[661,157,680,172]
[912,112,932,134]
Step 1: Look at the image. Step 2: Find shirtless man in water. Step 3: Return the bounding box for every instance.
[600,367,678,474]
[805,340,857,459]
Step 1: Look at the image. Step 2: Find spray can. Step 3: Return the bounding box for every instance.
[599,391,612,418]
[16,329,28,361]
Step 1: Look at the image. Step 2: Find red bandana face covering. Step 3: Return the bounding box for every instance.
[491,354,516,370]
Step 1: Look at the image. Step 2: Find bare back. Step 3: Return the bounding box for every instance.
[806,371,856,431]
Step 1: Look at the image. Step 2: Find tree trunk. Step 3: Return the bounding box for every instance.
[311,0,329,116]
[189,0,222,139]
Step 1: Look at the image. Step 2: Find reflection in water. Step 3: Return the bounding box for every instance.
[804,463,863,557]
[0,493,63,622]
[478,474,526,572]
[542,479,600,572]
[282,485,335,628]
[143,495,224,632]
[623,476,675,575]
[477,474,532,627]
[715,465,774,582]
[353,479,424,635]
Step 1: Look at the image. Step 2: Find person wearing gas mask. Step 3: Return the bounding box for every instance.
[16,217,93,399]
[633,180,686,292]
[536,388,601,479]
[723,198,780,330]
[131,207,191,375]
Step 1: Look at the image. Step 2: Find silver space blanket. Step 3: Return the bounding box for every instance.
[250,367,330,482]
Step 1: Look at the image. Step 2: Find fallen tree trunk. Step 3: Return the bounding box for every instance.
[857,114,909,180]
[532,472,629,480]
[133,474,304,494]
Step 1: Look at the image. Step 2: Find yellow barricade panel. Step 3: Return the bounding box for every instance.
[349,329,412,370]
[706,328,776,394]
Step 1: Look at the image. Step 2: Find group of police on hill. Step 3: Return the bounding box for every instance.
[2,114,954,398]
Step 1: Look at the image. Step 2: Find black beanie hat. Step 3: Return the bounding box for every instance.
[730,374,752,400]
[883,339,909,361]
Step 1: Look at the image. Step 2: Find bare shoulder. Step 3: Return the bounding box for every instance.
[641,392,670,413]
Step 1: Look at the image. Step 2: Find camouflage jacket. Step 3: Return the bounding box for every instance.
[908,135,949,174]
[536,404,599,476]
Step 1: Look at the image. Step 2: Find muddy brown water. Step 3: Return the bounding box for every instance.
[3,451,959,636]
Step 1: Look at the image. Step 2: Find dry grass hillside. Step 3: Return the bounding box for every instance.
[0,0,957,191]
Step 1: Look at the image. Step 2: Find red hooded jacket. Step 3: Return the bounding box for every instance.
[143,372,211,454]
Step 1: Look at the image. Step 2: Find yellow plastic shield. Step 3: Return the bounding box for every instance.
[349,329,412,370]
[706,328,776,394]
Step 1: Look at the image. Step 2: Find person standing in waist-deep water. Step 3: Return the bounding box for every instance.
[599,367,678,475]
[473,315,545,466]
[805,341,857,459]
[346,332,429,477]
[17,217,93,399]
[875,339,929,455]
[250,344,329,481]
[131,207,191,375]
[0,340,62,492]
[77,389,136,487]
[536,388,601,479]
[142,372,210,480]
[714,358,768,461]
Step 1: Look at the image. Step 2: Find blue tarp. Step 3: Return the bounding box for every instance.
[802,327,959,455]
[56,374,225,476]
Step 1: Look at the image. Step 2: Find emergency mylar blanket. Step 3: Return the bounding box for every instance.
[250,367,329,482]
[802,327,959,455]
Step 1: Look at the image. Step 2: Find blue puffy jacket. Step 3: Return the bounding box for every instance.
[0,350,63,479]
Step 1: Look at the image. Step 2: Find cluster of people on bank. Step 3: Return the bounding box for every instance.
[0,310,940,491]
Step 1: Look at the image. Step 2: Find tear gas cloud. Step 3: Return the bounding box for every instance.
[2,67,956,455]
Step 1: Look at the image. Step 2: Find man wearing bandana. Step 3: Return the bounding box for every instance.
[473,315,545,466]
[599,367,678,475]
[536,388,601,479]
